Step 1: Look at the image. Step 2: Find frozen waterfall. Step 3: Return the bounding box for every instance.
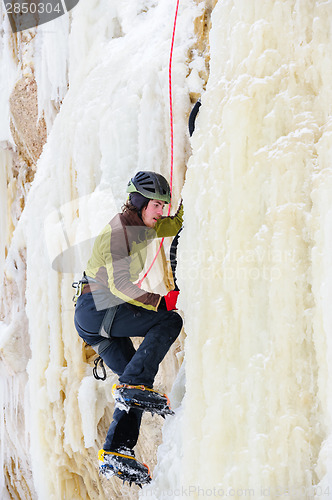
[1,0,332,499]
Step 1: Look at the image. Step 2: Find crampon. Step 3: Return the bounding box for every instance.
[98,449,151,487]
[112,384,174,417]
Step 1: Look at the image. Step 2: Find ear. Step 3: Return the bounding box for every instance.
[141,202,149,217]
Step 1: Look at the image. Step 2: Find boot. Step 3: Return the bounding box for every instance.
[98,448,151,487]
[112,384,174,417]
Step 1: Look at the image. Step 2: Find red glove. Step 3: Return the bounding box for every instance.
[164,290,180,311]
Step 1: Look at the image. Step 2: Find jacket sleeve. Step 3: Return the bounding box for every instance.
[155,201,183,237]
[101,223,161,311]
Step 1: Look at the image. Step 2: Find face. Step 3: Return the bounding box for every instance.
[141,199,165,227]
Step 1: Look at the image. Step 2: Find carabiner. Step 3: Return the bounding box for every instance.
[93,356,107,381]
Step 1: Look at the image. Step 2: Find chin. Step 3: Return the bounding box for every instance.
[144,220,155,228]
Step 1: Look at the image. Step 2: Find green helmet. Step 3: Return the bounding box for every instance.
[126,171,171,203]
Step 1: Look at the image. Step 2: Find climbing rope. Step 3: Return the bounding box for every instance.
[138,0,180,288]
[168,0,180,208]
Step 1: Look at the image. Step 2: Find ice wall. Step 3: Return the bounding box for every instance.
[2,0,332,498]
[1,0,202,499]
[145,0,332,498]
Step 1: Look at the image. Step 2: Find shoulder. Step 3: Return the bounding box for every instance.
[118,210,145,228]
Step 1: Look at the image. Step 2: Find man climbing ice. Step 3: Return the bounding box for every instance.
[74,171,183,486]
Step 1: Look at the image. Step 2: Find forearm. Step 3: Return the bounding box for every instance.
[155,201,183,237]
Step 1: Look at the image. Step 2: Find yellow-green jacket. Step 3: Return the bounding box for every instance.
[85,204,183,311]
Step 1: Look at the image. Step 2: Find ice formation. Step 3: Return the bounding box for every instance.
[1,0,332,499]
[147,1,332,498]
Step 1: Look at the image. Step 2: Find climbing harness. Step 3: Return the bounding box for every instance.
[92,305,119,380]
[72,272,103,303]
[138,0,180,288]
[72,272,89,303]
[99,305,119,338]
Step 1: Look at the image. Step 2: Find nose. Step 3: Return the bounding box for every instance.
[157,206,163,216]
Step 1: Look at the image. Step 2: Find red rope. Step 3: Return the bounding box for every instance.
[168,0,180,214]
[138,0,180,289]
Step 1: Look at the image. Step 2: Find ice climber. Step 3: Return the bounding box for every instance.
[73,171,183,486]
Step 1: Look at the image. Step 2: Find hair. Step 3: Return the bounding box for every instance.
[121,200,138,214]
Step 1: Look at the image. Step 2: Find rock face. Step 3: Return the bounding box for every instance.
[1,29,49,500]
[9,75,47,170]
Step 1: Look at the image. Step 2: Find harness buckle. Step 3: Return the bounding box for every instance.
[72,273,89,303]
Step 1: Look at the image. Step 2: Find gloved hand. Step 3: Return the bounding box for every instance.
[164,290,180,311]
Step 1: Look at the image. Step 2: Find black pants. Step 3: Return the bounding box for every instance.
[74,294,183,450]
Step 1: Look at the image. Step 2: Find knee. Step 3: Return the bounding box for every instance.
[168,311,183,339]
[173,311,183,330]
